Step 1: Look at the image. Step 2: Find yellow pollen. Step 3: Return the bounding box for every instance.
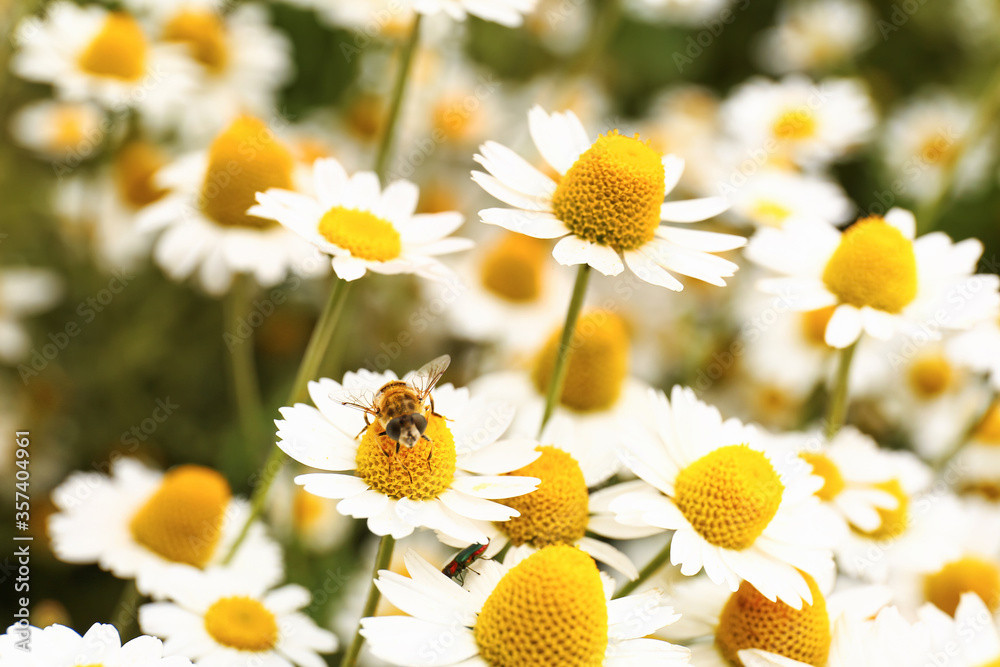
[853,479,908,540]
[163,9,229,74]
[924,556,1000,616]
[551,131,665,252]
[292,487,325,532]
[799,306,837,347]
[497,446,589,548]
[908,354,953,399]
[975,402,1000,444]
[480,233,548,303]
[800,452,845,501]
[199,116,293,230]
[474,545,608,667]
[822,217,918,313]
[114,141,168,209]
[203,596,278,651]
[751,200,793,227]
[317,207,402,262]
[716,575,831,667]
[129,466,231,567]
[772,109,817,141]
[355,414,456,500]
[674,445,784,550]
[77,12,148,81]
[532,310,629,413]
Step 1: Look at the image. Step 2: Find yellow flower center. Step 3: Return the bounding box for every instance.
[292,487,325,532]
[474,545,608,667]
[919,132,957,166]
[479,233,548,303]
[751,200,793,227]
[49,106,92,154]
[432,94,480,143]
[129,466,231,567]
[674,445,784,550]
[531,310,629,413]
[497,446,589,548]
[114,141,168,210]
[716,575,831,667]
[355,414,456,500]
[318,207,402,262]
[800,306,837,347]
[978,659,1000,667]
[908,354,953,399]
[800,452,845,501]
[853,479,908,540]
[924,556,1000,616]
[347,94,384,141]
[822,217,918,314]
[551,132,665,252]
[975,402,1000,444]
[772,109,817,141]
[199,117,293,230]
[163,9,229,74]
[203,596,279,651]
[77,12,148,81]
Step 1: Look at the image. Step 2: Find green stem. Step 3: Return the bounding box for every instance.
[569,0,623,76]
[824,341,858,439]
[614,538,671,599]
[222,277,352,564]
[223,275,264,456]
[917,61,1000,233]
[340,535,396,667]
[538,264,591,436]
[110,578,141,640]
[373,14,422,183]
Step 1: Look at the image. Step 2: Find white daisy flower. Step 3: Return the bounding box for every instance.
[0,268,62,365]
[660,574,891,667]
[745,208,1000,348]
[274,361,541,544]
[721,76,876,168]
[9,100,105,162]
[0,622,192,667]
[48,458,283,599]
[952,400,1000,498]
[624,0,733,27]
[360,545,691,666]
[947,318,1000,391]
[139,572,337,667]
[250,156,473,284]
[756,0,875,74]
[472,105,745,291]
[413,0,537,27]
[917,593,1000,667]
[138,115,329,296]
[610,386,837,608]
[11,3,193,112]
[724,168,854,229]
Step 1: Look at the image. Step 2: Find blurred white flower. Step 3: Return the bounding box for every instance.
[756,0,875,74]
[0,622,192,667]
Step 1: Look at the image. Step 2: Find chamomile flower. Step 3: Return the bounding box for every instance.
[250,156,473,283]
[721,76,875,168]
[724,169,853,229]
[917,593,1000,666]
[625,0,732,27]
[11,3,193,112]
[948,318,1000,391]
[267,471,353,553]
[756,0,875,74]
[472,106,744,291]
[0,622,192,667]
[413,0,538,27]
[953,401,1000,499]
[48,458,283,599]
[139,572,337,667]
[0,268,62,364]
[746,208,1000,348]
[9,100,105,162]
[611,386,837,608]
[274,363,541,543]
[360,545,691,666]
[138,115,329,296]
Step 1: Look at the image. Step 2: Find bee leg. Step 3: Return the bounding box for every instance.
[378,431,387,437]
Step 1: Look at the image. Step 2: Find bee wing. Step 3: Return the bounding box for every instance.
[328,387,378,415]
[409,354,451,401]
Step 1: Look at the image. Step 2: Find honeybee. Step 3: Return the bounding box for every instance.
[333,355,451,453]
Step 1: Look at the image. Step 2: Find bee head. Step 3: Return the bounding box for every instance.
[387,413,428,448]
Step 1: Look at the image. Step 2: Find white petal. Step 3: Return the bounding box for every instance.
[552,236,624,275]
[528,105,590,174]
[478,208,569,239]
[860,307,896,340]
[293,473,370,499]
[825,304,863,348]
[655,226,746,252]
[659,197,729,223]
[450,475,539,499]
[578,536,639,580]
[332,255,368,281]
[885,207,916,239]
[624,249,683,291]
[662,155,685,195]
[471,172,551,211]
[474,140,558,198]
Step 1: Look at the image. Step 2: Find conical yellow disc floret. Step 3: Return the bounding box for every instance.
[551,132,665,252]
[772,109,817,141]
[716,575,831,666]
[474,545,608,667]
[497,446,589,547]
[480,233,548,303]
[318,207,402,262]
[674,445,784,550]
[355,415,456,500]
[129,465,231,567]
[77,12,148,82]
[924,556,1000,616]
[532,310,629,413]
[163,9,229,73]
[114,141,168,209]
[908,354,953,399]
[199,117,294,230]
[822,217,918,314]
[800,452,845,502]
[204,596,278,651]
[853,479,908,540]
